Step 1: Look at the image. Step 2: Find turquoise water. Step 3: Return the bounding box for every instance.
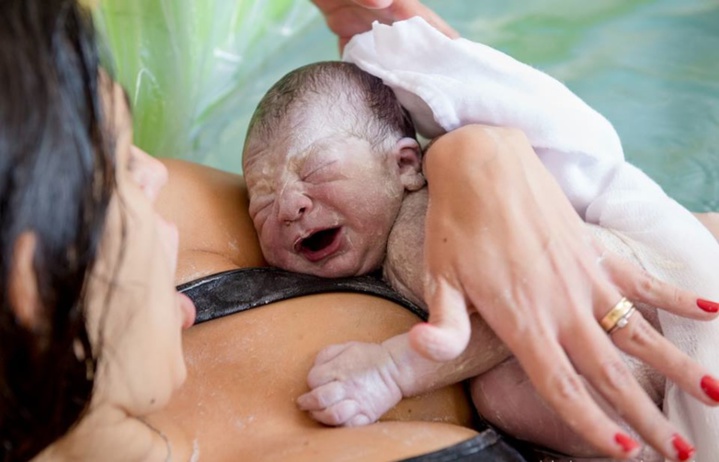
[98,0,718,211]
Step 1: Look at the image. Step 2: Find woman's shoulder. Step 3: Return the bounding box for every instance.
[157,159,266,285]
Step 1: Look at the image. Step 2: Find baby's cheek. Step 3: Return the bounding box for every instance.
[258,236,281,264]
[256,214,282,249]
[260,238,295,269]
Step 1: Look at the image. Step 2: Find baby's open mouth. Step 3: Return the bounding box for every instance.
[296,227,342,262]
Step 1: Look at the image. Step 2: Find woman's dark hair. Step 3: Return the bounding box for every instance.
[0,0,116,460]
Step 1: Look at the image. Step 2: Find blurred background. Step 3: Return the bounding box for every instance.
[95,0,719,211]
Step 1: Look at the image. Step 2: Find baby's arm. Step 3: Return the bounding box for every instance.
[297,313,509,426]
[297,308,665,458]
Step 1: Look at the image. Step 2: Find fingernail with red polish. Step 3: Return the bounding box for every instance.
[672,434,695,461]
[615,432,639,454]
[697,298,719,313]
[701,375,719,402]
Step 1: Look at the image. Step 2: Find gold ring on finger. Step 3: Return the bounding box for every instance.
[600,297,637,335]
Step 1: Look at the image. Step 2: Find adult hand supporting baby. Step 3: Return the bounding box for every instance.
[413,124,719,460]
[310,0,458,52]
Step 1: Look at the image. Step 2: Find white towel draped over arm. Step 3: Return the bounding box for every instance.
[344,17,719,460]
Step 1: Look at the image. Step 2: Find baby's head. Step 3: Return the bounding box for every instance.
[243,61,425,278]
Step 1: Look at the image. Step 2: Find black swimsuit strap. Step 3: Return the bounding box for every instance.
[178,267,428,325]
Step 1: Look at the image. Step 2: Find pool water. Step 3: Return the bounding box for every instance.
[97,0,718,211]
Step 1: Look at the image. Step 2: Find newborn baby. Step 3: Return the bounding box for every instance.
[242,60,701,459]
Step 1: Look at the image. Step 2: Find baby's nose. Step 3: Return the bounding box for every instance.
[277,187,312,224]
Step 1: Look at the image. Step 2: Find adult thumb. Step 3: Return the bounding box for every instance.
[409,279,471,361]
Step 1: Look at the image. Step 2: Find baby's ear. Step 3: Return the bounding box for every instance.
[393,137,425,192]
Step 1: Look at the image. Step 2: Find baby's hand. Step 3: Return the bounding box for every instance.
[297,342,403,426]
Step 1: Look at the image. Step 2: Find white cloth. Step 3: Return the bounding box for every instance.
[344,17,719,460]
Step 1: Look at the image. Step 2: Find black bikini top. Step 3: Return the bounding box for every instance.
[179,267,549,462]
[178,267,427,325]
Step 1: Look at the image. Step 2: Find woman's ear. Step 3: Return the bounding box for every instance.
[9,231,44,332]
[393,137,426,192]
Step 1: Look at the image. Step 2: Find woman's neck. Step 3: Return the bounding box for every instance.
[32,405,170,462]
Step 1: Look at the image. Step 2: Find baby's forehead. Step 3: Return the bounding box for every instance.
[244,132,342,177]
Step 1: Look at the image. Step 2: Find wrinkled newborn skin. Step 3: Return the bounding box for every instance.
[243,112,423,278]
[242,107,663,459]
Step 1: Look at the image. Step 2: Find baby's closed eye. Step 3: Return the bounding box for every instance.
[301,160,338,183]
[248,194,274,220]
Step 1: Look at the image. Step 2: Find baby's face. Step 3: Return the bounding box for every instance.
[244,130,407,278]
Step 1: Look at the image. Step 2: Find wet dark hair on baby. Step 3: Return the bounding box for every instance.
[0,0,116,460]
[243,61,416,163]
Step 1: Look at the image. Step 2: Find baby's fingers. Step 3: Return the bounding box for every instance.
[298,381,348,412]
[411,278,471,361]
[310,399,369,427]
[603,252,719,320]
[298,383,374,426]
[306,343,359,389]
